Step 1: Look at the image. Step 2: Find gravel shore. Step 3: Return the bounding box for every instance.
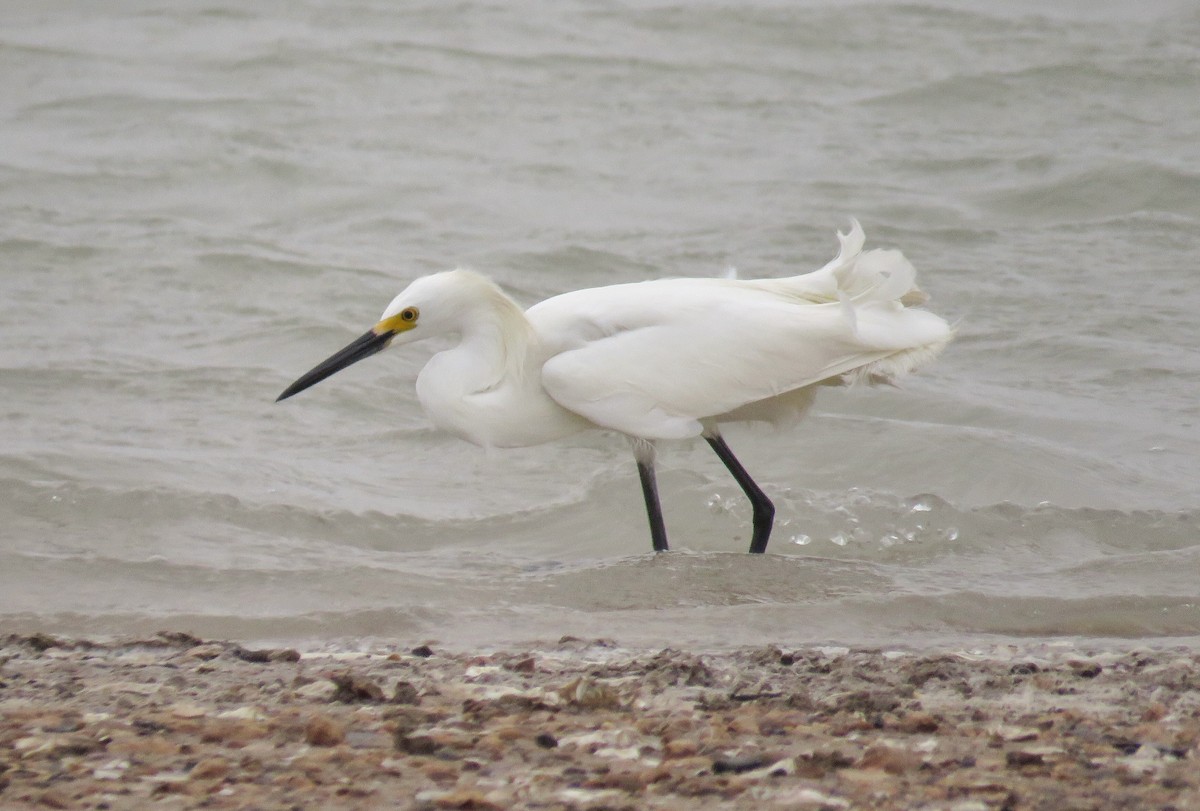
[1,633,1197,810]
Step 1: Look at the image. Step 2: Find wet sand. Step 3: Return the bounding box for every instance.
[1,632,1197,810]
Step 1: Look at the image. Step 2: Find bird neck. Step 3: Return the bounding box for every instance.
[450,288,536,393]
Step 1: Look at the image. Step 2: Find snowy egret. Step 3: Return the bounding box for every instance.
[277,222,952,554]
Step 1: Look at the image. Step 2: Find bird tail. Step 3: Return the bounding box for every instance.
[744,221,953,387]
[794,219,928,306]
[807,220,953,386]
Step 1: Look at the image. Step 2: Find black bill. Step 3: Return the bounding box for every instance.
[276,329,393,402]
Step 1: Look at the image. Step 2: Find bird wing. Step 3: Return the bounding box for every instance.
[530,272,951,441]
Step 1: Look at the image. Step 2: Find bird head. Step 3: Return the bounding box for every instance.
[274,288,429,403]
[275,270,499,402]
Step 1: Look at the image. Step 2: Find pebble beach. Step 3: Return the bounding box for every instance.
[2,633,1197,810]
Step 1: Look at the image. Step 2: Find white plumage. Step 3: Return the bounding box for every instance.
[278,221,953,554]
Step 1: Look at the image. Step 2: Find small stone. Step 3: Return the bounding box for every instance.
[475,733,507,759]
[462,694,542,720]
[674,775,723,797]
[509,657,536,673]
[273,772,317,791]
[24,633,64,652]
[217,706,266,721]
[638,764,674,785]
[132,718,170,735]
[108,733,181,757]
[295,679,340,701]
[428,729,475,750]
[663,739,699,759]
[345,730,391,749]
[557,676,621,710]
[583,766,645,792]
[841,689,901,714]
[756,709,805,736]
[773,788,850,809]
[395,732,439,755]
[144,771,191,794]
[727,714,761,735]
[837,767,895,786]
[712,753,768,774]
[858,742,921,774]
[228,645,297,663]
[156,630,205,647]
[392,680,420,705]
[37,789,71,809]
[331,671,386,703]
[794,748,855,778]
[169,702,207,719]
[669,755,717,776]
[1006,750,1045,768]
[199,719,270,747]
[1141,703,1168,722]
[93,759,131,780]
[185,644,225,660]
[422,762,459,783]
[432,789,503,810]
[534,732,558,749]
[40,716,83,734]
[305,714,345,747]
[988,724,1039,743]
[190,757,230,780]
[230,646,271,663]
[17,732,104,759]
[896,711,940,733]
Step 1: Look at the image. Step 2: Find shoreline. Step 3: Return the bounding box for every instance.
[1,633,1197,809]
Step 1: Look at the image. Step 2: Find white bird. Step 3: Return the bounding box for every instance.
[277,221,953,554]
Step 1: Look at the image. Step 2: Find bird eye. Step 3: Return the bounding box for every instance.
[401,307,418,322]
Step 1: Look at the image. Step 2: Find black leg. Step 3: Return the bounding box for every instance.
[706,434,775,554]
[636,457,669,552]
[632,438,669,553]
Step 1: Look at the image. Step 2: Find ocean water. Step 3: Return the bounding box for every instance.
[2,0,1198,650]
